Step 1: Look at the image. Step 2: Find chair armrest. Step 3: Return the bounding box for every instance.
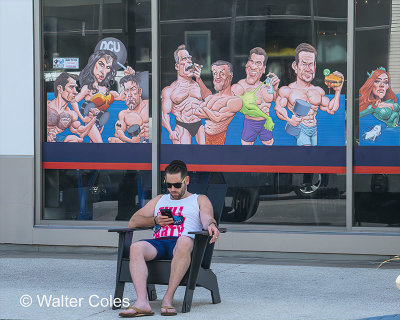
[188,228,226,236]
[108,227,153,233]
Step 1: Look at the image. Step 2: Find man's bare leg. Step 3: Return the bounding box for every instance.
[161,236,194,313]
[241,139,255,145]
[108,137,124,143]
[261,138,274,146]
[175,126,191,144]
[64,135,83,142]
[195,126,206,145]
[119,241,157,316]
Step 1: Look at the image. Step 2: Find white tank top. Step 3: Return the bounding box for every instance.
[153,193,202,239]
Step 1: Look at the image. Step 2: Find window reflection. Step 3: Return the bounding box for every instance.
[181,172,346,226]
[44,169,152,221]
[354,174,400,227]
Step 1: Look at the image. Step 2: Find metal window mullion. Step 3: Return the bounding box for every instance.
[34,0,42,226]
[151,0,160,198]
[346,0,355,232]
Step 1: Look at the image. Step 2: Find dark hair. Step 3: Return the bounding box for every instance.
[54,72,78,97]
[165,160,188,178]
[295,43,317,64]
[120,73,141,89]
[78,50,118,94]
[248,47,268,66]
[211,60,233,74]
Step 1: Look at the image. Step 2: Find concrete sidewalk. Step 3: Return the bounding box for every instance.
[1,251,399,320]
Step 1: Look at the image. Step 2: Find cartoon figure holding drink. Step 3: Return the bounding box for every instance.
[231,47,280,146]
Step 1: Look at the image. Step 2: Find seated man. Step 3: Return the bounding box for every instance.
[119,160,219,317]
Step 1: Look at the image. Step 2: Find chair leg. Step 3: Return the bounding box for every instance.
[112,281,125,310]
[182,288,194,313]
[198,269,221,304]
[210,281,221,304]
[146,284,157,301]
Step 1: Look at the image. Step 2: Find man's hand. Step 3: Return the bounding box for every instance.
[89,108,100,116]
[207,223,220,244]
[169,130,179,141]
[332,71,344,92]
[288,114,302,127]
[124,66,135,76]
[155,215,173,226]
[269,73,280,91]
[193,63,203,80]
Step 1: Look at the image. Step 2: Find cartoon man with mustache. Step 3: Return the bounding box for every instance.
[162,45,211,144]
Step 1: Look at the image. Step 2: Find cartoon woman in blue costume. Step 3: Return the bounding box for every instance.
[359,67,399,128]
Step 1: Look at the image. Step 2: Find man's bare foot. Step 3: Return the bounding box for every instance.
[160,305,177,316]
[119,302,154,317]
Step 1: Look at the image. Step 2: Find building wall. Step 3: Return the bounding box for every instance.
[0,0,399,255]
[0,0,35,244]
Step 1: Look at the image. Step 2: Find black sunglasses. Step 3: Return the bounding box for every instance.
[164,178,185,189]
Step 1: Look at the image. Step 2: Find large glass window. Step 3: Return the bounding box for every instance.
[159,0,347,227]
[41,0,152,221]
[353,0,400,227]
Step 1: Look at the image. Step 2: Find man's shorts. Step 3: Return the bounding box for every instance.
[296,124,317,146]
[241,118,273,142]
[139,237,178,260]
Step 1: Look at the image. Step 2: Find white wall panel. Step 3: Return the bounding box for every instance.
[0,0,34,156]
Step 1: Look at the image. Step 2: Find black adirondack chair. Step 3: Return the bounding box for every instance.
[108,183,227,313]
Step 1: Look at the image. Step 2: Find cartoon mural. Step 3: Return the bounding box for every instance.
[108,73,149,143]
[359,67,400,146]
[47,73,96,142]
[275,43,344,146]
[46,38,149,144]
[161,44,211,145]
[232,47,279,146]
[194,60,242,145]
[161,43,345,146]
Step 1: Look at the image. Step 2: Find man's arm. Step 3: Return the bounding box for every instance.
[74,85,89,103]
[198,195,219,244]
[69,115,96,137]
[321,71,344,114]
[128,195,172,228]
[161,86,179,142]
[275,87,301,126]
[193,95,213,119]
[202,97,242,123]
[194,64,212,99]
[261,73,280,104]
[231,82,245,96]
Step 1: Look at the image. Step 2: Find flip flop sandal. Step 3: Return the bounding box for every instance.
[119,306,154,318]
[161,306,177,316]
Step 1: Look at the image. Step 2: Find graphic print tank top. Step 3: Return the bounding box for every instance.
[153,194,202,239]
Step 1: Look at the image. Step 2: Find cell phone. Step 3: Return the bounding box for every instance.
[160,208,173,219]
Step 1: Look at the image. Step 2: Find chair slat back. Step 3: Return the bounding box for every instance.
[201,184,227,269]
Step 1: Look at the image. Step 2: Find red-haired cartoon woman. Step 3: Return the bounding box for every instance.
[359,67,399,127]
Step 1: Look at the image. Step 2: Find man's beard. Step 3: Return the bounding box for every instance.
[126,99,138,110]
[170,184,186,200]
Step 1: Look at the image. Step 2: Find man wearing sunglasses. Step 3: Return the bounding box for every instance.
[119,160,219,317]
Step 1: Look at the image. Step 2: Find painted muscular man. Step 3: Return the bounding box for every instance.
[108,74,149,143]
[162,45,211,144]
[47,73,96,142]
[275,43,344,146]
[194,60,242,145]
[231,47,280,145]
